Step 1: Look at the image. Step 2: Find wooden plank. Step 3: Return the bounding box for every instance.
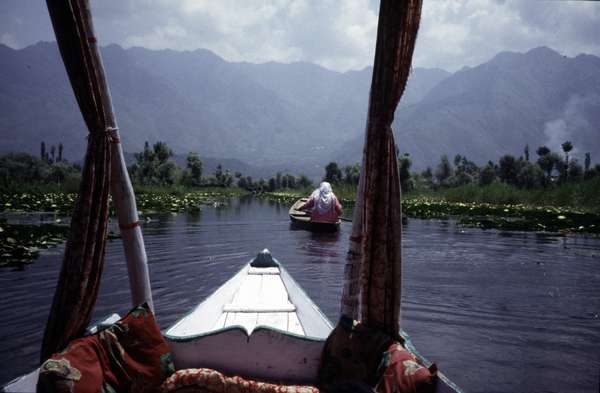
[230,274,262,307]
[223,304,295,313]
[213,312,227,329]
[248,267,280,275]
[257,312,288,331]
[287,312,305,336]
[260,274,289,305]
[225,312,258,333]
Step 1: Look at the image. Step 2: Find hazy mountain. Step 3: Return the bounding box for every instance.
[337,47,600,169]
[0,42,448,177]
[2,43,597,176]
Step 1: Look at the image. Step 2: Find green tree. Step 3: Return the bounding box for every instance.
[536,146,550,157]
[479,161,497,186]
[214,164,224,186]
[50,145,56,163]
[584,153,591,173]
[516,162,544,189]
[454,155,479,186]
[58,143,63,162]
[567,159,583,182]
[40,142,46,162]
[561,141,573,163]
[343,164,360,185]
[223,169,233,187]
[435,155,453,186]
[498,155,518,185]
[154,141,173,163]
[297,174,312,189]
[524,144,530,162]
[156,161,178,185]
[561,141,573,182]
[398,153,412,192]
[536,155,553,180]
[183,152,202,187]
[130,140,178,186]
[258,178,266,192]
[285,174,296,189]
[421,167,433,189]
[324,162,342,184]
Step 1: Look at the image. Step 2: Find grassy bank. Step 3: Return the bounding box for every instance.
[410,179,600,213]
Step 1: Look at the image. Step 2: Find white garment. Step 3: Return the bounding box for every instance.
[312,182,334,214]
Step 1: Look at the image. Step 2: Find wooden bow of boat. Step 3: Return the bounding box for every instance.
[164,251,333,384]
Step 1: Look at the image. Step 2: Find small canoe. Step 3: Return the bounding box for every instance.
[289,198,341,232]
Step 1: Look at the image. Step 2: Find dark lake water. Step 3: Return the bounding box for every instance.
[1,196,600,392]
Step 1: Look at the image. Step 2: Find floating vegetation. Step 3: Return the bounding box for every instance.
[403,199,600,234]
[262,191,600,234]
[0,191,233,216]
[134,192,230,214]
[0,219,70,267]
[1,192,77,215]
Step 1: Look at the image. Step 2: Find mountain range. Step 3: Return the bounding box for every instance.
[1,42,598,176]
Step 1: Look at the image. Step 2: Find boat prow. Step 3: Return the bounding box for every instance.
[289,198,340,232]
[2,250,462,392]
[164,250,333,384]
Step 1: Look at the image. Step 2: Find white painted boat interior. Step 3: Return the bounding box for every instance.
[164,258,333,383]
[2,369,38,393]
[165,263,331,339]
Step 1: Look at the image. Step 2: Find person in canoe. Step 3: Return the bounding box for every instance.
[299,181,343,223]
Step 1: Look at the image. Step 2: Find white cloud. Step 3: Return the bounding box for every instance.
[0,32,19,48]
[413,0,600,71]
[115,0,378,71]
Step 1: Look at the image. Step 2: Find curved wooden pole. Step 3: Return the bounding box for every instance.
[81,1,154,311]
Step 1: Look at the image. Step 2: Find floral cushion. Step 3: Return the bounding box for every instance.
[161,368,319,393]
[38,303,174,393]
[378,343,436,393]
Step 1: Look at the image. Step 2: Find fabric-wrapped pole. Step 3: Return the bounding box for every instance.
[340,0,422,337]
[41,0,152,362]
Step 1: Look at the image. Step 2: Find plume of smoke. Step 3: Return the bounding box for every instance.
[543,94,596,156]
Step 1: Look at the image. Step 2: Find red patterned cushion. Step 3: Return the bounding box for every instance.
[161,368,319,393]
[38,303,174,393]
[378,343,435,393]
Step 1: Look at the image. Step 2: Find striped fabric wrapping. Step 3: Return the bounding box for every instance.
[339,0,423,338]
[41,0,118,362]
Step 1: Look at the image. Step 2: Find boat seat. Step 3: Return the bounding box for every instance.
[248,267,279,275]
[223,304,296,313]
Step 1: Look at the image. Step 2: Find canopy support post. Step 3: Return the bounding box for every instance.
[109,134,154,311]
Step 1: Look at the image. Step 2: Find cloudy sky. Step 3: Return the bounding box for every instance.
[1,0,599,72]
